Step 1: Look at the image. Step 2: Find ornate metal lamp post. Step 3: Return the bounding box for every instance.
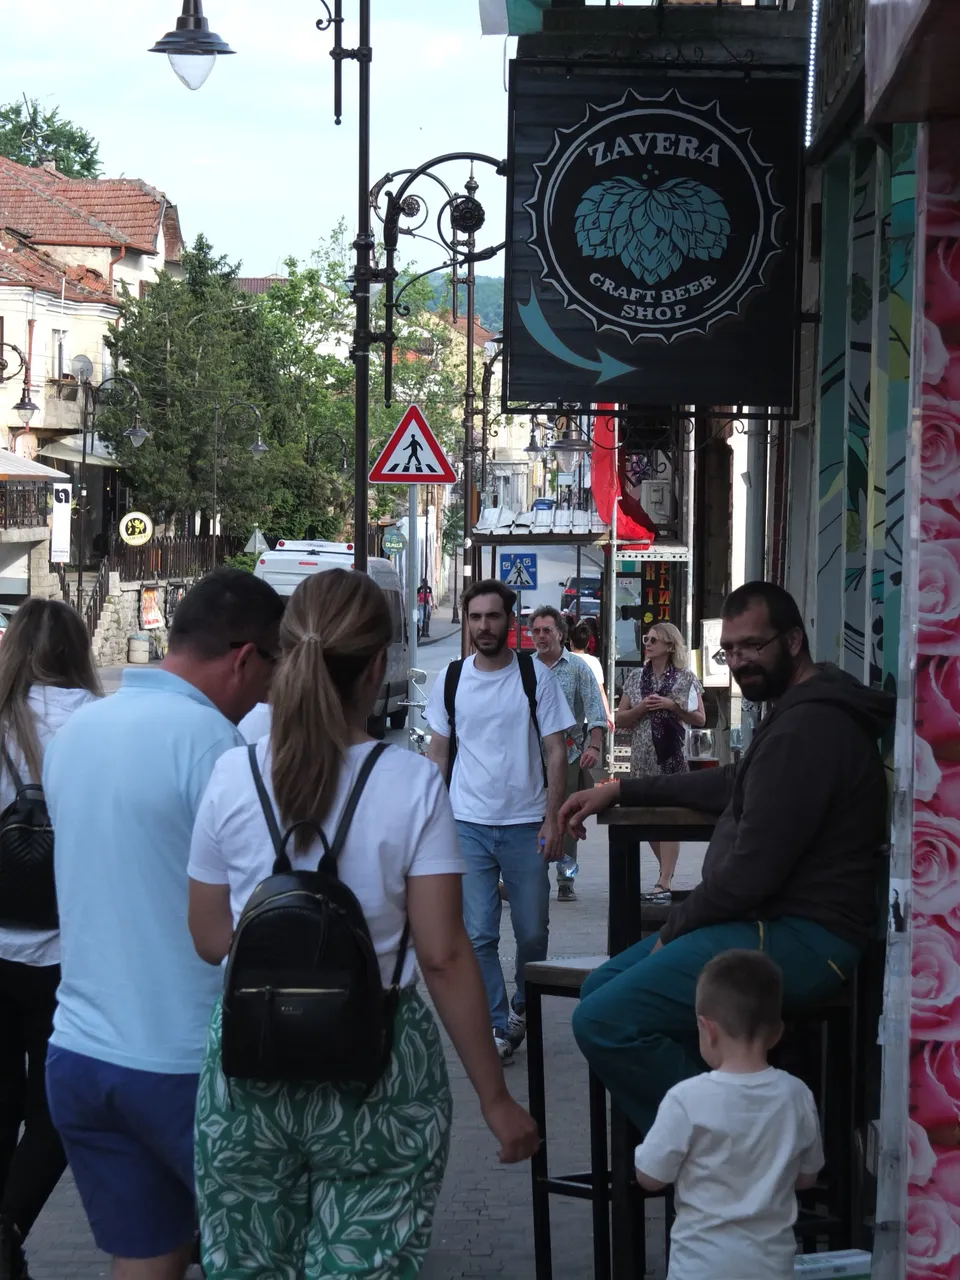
[0,341,39,428]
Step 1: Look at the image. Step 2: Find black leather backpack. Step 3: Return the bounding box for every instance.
[0,743,57,930]
[221,742,409,1088]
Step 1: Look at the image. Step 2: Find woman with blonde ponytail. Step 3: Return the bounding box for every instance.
[188,569,539,1279]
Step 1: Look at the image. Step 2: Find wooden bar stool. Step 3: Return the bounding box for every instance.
[525,956,612,1280]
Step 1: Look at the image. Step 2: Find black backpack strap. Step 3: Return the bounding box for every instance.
[517,652,548,787]
[1,743,25,793]
[443,660,464,789]
[327,742,389,862]
[247,744,291,875]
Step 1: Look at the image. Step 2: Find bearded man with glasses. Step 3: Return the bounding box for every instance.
[560,581,895,1135]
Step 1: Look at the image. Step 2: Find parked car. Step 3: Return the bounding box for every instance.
[507,604,536,651]
[563,595,601,621]
[559,575,602,612]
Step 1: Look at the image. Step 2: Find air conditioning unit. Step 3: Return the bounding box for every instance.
[640,480,676,524]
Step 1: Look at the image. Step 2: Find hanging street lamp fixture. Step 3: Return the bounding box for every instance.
[0,341,38,428]
[149,1,235,91]
[124,414,149,449]
[548,413,591,474]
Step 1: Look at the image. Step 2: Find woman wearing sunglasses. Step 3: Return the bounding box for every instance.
[615,623,705,904]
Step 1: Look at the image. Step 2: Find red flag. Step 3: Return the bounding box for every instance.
[590,404,655,546]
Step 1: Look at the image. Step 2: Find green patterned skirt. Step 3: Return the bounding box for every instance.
[195,990,452,1279]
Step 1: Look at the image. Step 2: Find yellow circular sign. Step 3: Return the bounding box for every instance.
[119,512,154,547]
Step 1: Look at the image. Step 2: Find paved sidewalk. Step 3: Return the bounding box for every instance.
[26,823,707,1279]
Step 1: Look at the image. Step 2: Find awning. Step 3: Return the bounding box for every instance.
[39,434,119,469]
[0,449,68,481]
[473,504,609,544]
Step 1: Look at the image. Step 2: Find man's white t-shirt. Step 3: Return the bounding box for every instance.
[425,653,574,825]
[634,1067,823,1280]
[188,741,465,987]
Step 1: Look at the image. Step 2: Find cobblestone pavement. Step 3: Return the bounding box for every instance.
[25,826,706,1279]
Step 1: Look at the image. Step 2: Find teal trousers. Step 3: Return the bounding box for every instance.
[571,916,862,1133]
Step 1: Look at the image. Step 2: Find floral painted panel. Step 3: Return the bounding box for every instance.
[909,120,960,1280]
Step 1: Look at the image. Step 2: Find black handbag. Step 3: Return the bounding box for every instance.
[0,743,57,929]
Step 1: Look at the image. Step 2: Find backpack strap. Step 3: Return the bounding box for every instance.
[247,744,291,875]
[327,742,388,862]
[443,659,464,789]
[1,743,25,794]
[517,652,548,788]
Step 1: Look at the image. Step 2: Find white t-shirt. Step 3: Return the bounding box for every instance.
[0,685,98,968]
[239,702,271,743]
[188,741,465,987]
[634,1067,823,1280]
[575,651,606,692]
[425,653,574,825]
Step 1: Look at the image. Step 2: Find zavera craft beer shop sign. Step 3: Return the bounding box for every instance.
[504,64,804,407]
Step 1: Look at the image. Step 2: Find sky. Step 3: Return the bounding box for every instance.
[2,1,514,276]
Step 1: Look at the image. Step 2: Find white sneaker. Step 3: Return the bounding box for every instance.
[494,1032,515,1064]
[507,1007,527,1050]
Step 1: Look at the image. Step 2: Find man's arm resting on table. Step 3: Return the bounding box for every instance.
[620,763,736,815]
[660,719,844,945]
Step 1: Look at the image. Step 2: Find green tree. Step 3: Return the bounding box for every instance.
[0,97,100,177]
[99,235,341,542]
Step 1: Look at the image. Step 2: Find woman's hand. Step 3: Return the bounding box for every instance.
[482,1095,542,1163]
[645,694,679,714]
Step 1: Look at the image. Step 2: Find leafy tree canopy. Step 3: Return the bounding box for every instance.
[0,96,100,177]
[99,227,472,544]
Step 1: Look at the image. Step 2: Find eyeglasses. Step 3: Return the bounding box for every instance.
[643,634,666,645]
[229,640,278,665]
[715,632,784,664]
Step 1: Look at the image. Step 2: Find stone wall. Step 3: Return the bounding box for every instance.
[92,576,189,666]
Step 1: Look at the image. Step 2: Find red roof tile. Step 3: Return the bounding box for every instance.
[235,276,288,295]
[0,229,120,305]
[445,312,497,350]
[0,157,182,259]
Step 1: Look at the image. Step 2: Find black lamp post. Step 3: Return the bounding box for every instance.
[76,375,142,612]
[149,1,235,91]
[317,1,505,596]
[210,401,267,566]
[480,336,503,494]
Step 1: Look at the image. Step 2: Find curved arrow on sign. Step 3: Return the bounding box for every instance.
[518,287,634,384]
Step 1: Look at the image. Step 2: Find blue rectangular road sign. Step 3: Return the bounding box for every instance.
[499,552,538,591]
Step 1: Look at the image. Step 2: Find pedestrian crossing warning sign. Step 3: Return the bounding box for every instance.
[369,404,457,484]
[499,553,538,590]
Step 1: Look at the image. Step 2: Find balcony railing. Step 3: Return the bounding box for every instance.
[0,483,49,530]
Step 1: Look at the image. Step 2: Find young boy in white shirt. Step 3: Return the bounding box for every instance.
[634,949,824,1280]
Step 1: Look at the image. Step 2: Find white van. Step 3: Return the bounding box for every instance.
[253,539,410,733]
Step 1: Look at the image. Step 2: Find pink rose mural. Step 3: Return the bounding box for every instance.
[911,123,960,1279]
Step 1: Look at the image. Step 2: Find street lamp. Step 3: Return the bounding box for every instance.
[124,414,148,449]
[211,400,266,565]
[76,375,142,611]
[0,342,38,428]
[149,1,235,91]
[549,413,591,474]
[480,335,503,492]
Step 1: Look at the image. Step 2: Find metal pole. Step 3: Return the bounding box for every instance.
[461,187,477,658]
[605,413,620,779]
[407,484,418,747]
[76,380,91,614]
[212,401,219,568]
[576,544,582,621]
[744,410,768,582]
[480,361,491,492]
[352,0,372,573]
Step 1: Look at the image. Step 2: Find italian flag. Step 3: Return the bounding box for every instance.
[479,0,553,35]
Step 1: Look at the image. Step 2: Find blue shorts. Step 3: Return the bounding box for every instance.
[46,1045,199,1258]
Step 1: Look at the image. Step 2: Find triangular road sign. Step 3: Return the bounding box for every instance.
[369,404,457,485]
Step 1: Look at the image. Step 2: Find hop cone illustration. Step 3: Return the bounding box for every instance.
[574,177,730,286]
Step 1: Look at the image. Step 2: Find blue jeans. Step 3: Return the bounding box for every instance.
[572,916,862,1133]
[457,821,549,1033]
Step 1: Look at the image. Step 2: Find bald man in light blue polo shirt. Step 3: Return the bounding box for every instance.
[43,569,284,1280]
